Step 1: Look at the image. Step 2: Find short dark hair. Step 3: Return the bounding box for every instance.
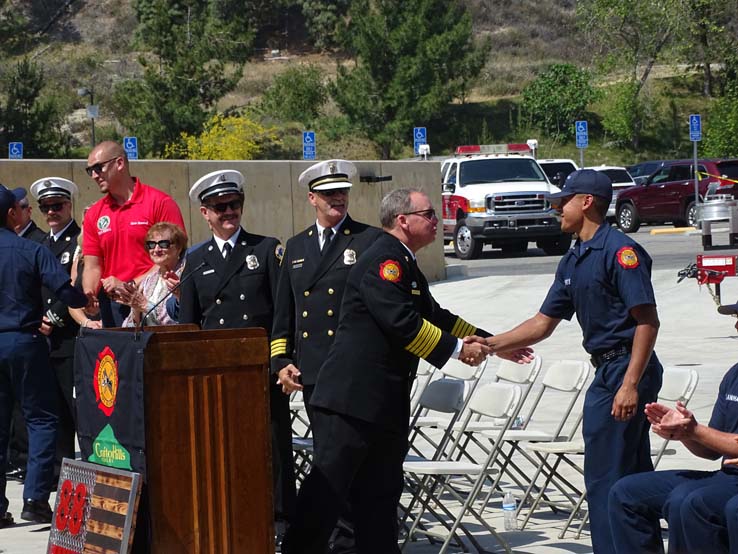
[592,195,609,219]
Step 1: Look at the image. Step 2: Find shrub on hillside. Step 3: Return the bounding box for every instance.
[259,64,327,125]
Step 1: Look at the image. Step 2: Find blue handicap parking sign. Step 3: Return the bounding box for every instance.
[689,114,702,142]
[8,142,23,159]
[303,131,316,160]
[413,127,427,155]
[575,121,588,149]
[123,137,139,160]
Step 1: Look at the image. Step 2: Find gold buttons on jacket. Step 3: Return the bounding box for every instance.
[219,318,225,325]
[304,291,310,297]
[302,311,308,318]
[328,288,334,295]
[302,331,309,338]
[240,294,245,300]
[327,330,334,337]
[327,309,334,317]
[242,314,249,321]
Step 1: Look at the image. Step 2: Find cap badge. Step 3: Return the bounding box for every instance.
[329,162,337,174]
[616,246,639,269]
[379,259,402,282]
[246,254,259,270]
[219,173,227,182]
[343,249,356,265]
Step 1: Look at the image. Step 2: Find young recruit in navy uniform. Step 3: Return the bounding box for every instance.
[282,188,533,554]
[271,159,383,418]
[486,169,662,554]
[0,185,89,527]
[609,310,738,554]
[178,170,296,524]
[31,178,82,476]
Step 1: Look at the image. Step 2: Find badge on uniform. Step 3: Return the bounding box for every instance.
[616,246,639,269]
[275,243,285,264]
[411,280,420,295]
[97,216,110,231]
[60,252,70,265]
[343,249,356,265]
[246,254,259,270]
[379,259,402,282]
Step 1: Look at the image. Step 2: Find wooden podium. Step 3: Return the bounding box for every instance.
[141,326,274,553]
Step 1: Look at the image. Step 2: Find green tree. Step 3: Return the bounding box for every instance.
[0,58,70,158]
[112,1,255,157]
[703,81,738,157]
[0,1,29,54]
[259,64,327,124]
[293,0,350,50]
[331,0,489,159]
[521,64,597,137]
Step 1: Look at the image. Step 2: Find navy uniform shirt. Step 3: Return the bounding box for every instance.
[710,364,738,452]
[540,223,656,355]
[0,227,73,332]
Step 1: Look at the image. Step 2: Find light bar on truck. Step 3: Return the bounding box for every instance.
[454,144,533,156]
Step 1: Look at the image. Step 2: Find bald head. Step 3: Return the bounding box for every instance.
[91,141,127,164]
[86,141,133,202]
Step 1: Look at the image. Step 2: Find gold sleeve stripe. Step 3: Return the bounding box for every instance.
[451,318,476,339]
[405,319,443,359]
[270,339,288,358]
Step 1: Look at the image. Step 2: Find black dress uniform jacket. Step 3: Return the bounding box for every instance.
[270,215,383,385]
[179,228,282,330]
[41,221,81,357]
[310,232,489,433]
[20,220,47,243]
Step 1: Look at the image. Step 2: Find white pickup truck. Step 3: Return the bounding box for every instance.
[441,143,571,259]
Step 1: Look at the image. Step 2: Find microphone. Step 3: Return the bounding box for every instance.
[137,261,206,333]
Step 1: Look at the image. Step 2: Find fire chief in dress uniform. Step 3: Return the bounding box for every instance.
[270,159,382,552]
[178,169,296,525]
[31,178,81,476]
[282,188,532,554]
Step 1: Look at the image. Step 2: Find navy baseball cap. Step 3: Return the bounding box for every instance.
[0,185,16,215]
[10,187,27,203]
[548,169,613,203]
[718,301,738,316]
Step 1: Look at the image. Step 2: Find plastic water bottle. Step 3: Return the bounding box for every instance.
[502,491,518,531]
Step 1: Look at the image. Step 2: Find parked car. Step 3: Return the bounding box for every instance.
[626,160,669,185]
[538,159,579,188]
[585,165,636,221]
[615,159,738,233]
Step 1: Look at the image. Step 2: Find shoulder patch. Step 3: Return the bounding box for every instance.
[616,246,639,269]
[275,243,285,264]
[379,259,402,282]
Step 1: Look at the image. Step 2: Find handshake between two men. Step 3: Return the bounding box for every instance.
[460,335,534,367]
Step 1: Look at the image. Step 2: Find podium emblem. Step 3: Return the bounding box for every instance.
[94,346,119,417]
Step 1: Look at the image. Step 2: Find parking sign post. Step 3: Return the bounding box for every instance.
[575,121,588,168]
[690,114,702,220]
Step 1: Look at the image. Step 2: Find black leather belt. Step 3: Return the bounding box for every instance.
[590,344,630,367]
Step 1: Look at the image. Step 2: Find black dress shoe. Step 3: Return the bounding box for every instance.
[21,499,52,523]
[0,511,14,528]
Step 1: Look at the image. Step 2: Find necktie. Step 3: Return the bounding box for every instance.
[223,242,232,260]
[321,227,333,253]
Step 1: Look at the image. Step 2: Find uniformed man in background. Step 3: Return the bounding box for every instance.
[178,170,296,529]
[12,187,46,243]
[270,159,382,552]
[31,177,81,477]
[0,184,89,527]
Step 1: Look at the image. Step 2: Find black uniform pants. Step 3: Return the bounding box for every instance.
[271,382,297,522]
[52,354,76,467]
[282,407,407,554]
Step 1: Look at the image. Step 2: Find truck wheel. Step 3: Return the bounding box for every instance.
[453,220,483,260]
[539,233,572,255]
[685,201,698,228]
[500,240,528,254]
[617,203,641,233]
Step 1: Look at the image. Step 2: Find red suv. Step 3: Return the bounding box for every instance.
[615,159,738,232]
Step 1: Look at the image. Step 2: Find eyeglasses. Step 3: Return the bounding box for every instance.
[39,202,67,213]
[205,199,242,213]
[85,156,119,177]
[316,188,350,197]
[145,239,172,250]
[403,208,437,221]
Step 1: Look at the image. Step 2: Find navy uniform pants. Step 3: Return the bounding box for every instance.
[583,353,662,553]
[282,407,407,554]
[0,331,58,513]
[609,468,738,553]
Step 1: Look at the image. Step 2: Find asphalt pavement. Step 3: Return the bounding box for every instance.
[4,228,738,553]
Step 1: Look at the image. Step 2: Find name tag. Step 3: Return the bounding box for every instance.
[564,278,571,286]
[203,269,215,275]
[411,290,421,295]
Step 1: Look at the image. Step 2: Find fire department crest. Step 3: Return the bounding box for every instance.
[93,346,118,417]
[379,260,402,282]
[616,246,639,269]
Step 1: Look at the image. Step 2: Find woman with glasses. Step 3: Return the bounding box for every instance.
[118,222,187,327]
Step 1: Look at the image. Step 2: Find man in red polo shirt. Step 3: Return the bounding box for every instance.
[82,141,185,327]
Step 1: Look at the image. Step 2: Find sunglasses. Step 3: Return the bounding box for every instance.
[39,202,67,213]
[85,156,119,177]
[145,239,172,250]
[403,208,437,221]
[205,199,242,213]
[316,188,350,197]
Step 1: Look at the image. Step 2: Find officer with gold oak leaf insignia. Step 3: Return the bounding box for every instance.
[178,169,296,528]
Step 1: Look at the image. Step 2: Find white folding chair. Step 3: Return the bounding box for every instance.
[401,383,522,554]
